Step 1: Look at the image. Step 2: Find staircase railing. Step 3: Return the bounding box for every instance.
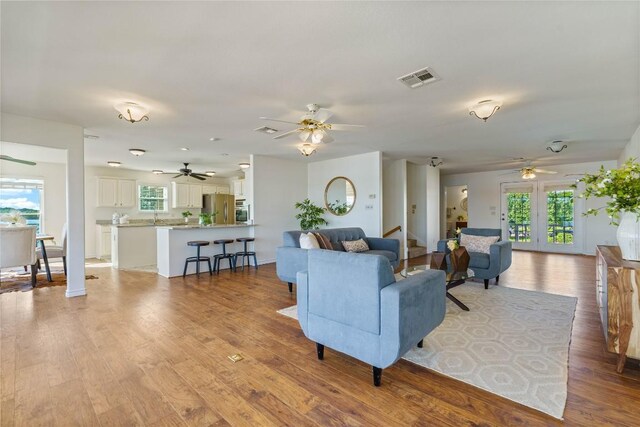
[383,225,402,238]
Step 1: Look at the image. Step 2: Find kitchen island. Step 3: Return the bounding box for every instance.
[156,224,256,277]
[111,224,157,270]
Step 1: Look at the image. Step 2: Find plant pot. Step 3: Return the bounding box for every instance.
[184,217,189,224]
[617,211,640,261]
[450,246,470,273]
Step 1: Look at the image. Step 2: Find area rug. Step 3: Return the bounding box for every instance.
[277,283,577,420]
[0,268,98,294]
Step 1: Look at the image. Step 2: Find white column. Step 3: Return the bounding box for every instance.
[65,144,86,297]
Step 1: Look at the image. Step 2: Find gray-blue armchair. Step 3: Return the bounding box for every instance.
[297,249,446,386]
[437,228,512,289]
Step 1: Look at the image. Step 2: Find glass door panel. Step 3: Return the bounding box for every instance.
[501,183,537,250]
[539,182,582,253]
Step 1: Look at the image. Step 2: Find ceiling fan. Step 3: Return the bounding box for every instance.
[260,103,364,144]
[0,155,36,166]
[504,160,558,179]
[172,163,207,181]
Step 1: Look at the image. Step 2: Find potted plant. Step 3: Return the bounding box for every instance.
[294,198,328,230]
[182,210,193,224]
[199,212,212,226]
[1,211,26,226]
[574,158,640,261]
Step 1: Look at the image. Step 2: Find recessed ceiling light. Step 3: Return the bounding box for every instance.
[205,171,216,176]
[129,148,146,156]
[152,170,163,174]
[107,161,121,167]
[238,162,250,169]
[254,126,278,134]
[181,147,189,151]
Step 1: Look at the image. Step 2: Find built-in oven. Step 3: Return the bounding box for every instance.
[235,199,249,223]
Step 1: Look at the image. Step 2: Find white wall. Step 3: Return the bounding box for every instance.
[0,157,67,244]
[252,155,307,264]
[619,123,640,165]
[308,151,383,237]
[84,166,233,258]
[1,113,86,297]
[441,160,619,255]
[382,159,407,259]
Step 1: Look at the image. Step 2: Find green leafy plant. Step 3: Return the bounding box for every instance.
[181,211,193,218]
[572,158,640,225]
[294,198,328,230]
[199,212,212,225]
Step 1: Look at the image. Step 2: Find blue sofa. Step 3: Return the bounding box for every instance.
[276,227,400,293]
[297,249,446,386]
[437,227,512,289]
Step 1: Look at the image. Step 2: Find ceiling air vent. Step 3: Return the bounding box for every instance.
[397,66,440,89]
[254,126,278,134]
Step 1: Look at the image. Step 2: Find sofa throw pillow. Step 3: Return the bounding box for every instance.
[460,233,499,254]
[314,233,334,250]
[299,232,320,249]
[341,238,370,253]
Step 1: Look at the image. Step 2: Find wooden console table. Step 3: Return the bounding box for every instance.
[596,245,640,373]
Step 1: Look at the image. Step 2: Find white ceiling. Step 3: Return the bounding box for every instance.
[1,2,639,175]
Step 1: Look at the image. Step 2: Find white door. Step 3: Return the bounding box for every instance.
[538,181,582,253]
[118,180,136,208]
[97,178,118,207]
[189,185,203,208]
[501,182,538,250]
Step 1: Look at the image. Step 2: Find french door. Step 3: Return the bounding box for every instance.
[501,181,582,253]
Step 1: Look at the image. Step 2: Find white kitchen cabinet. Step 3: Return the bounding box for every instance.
[95,225,112,259]
[232,179,245,198]
[172,182,203,208]
[202,185,217,195]
[97,177,137,207]
[216,185,230,194]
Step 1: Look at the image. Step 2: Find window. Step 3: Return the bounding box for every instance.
[139,185,168,212]
[0,178,44,233]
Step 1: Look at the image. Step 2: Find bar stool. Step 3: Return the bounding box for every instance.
[213,239,236,273]
[183,241,212,277]
[234,237,258,271]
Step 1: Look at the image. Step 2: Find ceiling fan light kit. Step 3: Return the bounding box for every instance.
[468,99,502,122]
[298,143,317,157]
[522,169,536,179]
[114,102,149,123]
[547,140,568,153]
[107,161,121,167]
[129,148,146,156]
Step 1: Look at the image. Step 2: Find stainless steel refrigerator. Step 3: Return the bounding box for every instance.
[202,194,236,225]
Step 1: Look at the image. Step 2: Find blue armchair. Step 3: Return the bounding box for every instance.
[277,227,400,293]
[297,249,446,386]
[437,228,512,289]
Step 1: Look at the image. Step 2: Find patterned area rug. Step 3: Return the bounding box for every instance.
[277,283,577,420]
[0,267,98,294]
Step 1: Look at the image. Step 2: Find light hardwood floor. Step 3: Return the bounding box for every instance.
[1,251,640,426]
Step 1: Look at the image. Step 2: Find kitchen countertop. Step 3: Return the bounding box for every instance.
[156,224,255,230]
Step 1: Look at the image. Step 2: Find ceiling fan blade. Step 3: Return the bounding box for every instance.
[190,174,206,181]
[190,173,208,179]
[320,132,335,144]
[327,124,365,131]
[299,129,312,142]
[173,174,183,178]
[0,155,36,165]
[259,117,300,125]
[273,129,300,140]
[312,108,333,123]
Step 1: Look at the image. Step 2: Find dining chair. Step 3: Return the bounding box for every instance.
[0,225,38,287]
[37,224,67,276]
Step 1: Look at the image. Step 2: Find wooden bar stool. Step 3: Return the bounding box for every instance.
[213,239,236,273]
[183,241,212,277]
[234,237,258,271]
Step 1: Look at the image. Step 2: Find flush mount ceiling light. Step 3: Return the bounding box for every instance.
[205,171,216,176]
[180,147,189,151]
[114,102,149,123]
[152,170,163,174]
[468,99,502,122]
[298,143,317,157]
[129,148,146,156]
[238,162,251,169]
[461,188,467,194]
[428,157,443,167]
[107,161,121,167]
[547,140,568,153]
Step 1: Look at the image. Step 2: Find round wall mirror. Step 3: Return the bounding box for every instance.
[324,176,356,216]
